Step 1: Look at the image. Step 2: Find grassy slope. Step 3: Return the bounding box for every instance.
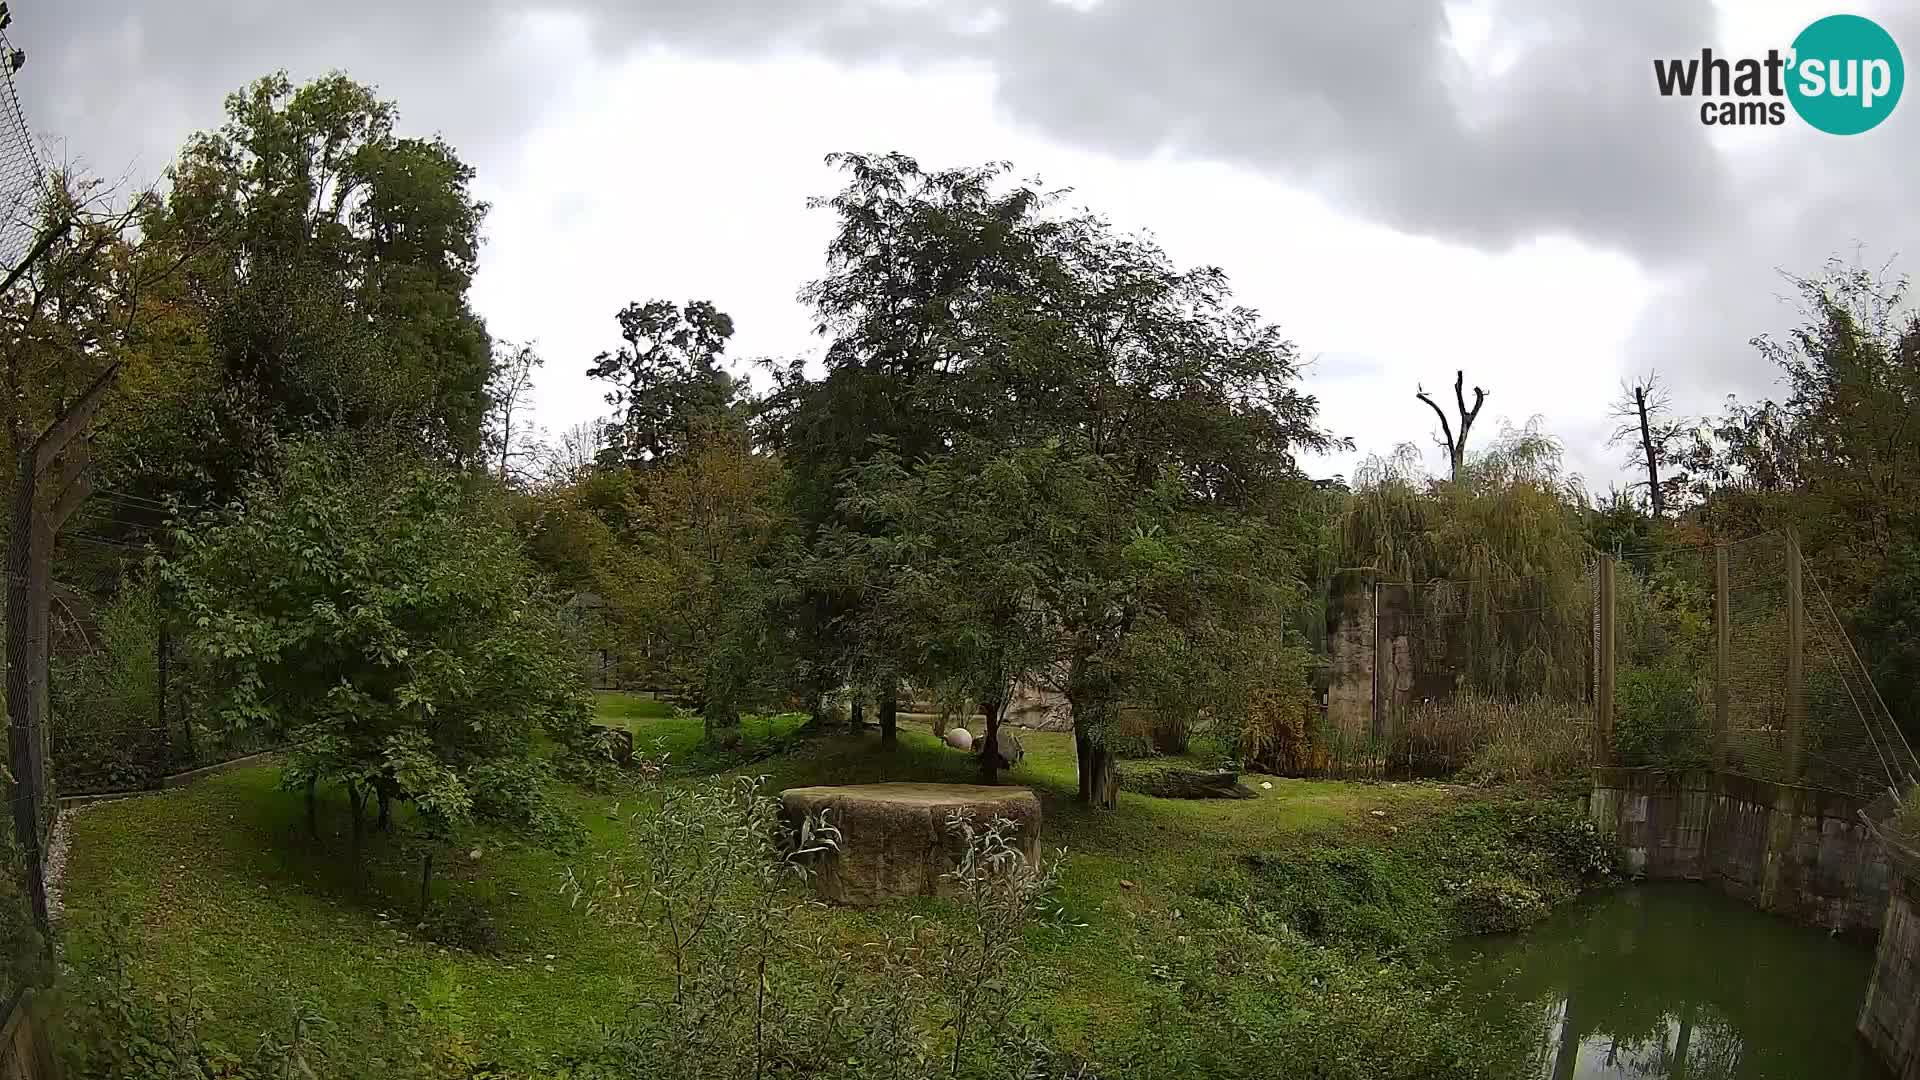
[57,693,1471,1073]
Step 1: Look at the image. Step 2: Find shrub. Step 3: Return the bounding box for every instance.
[1235,847,1442,958]
[1449,874,1548,934]
[1399,692,1589,781]
[562,761,1074,1080]
[56,916,329,1079]
[1458,722,1590,788]
[50,580,177,793]
[1210,796,1616,962]
[1614,665,1710,770]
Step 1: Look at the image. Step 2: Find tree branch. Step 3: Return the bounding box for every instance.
[1415,384,1455,457]
[32,360,123,475]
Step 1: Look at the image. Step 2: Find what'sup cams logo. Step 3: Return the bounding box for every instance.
[1654,13,1903,133]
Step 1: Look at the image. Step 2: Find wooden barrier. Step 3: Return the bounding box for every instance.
[0,991,58,1080]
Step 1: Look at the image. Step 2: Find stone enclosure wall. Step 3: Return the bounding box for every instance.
[1588,767,1890,934]
[1861,870,1920,1079]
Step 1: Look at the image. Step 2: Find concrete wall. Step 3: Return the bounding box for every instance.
[1589,767,1890,934]
[1861,872,1920,1079]
[1325,586,1375,749]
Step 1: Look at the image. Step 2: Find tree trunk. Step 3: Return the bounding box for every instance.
[1074,726,1119,810]
[878,685,897,747]
[377,784,393,832]
[419,850,436,918]
[850,697,866,729]
[705,705,742,749]
[1635,386,1664,517]
[979,697,1004,784]
[348,781,368,868]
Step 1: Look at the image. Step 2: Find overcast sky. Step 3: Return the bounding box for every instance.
[15,0,1916,489]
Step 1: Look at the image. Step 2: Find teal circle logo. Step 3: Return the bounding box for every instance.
[1787,14,1903,134]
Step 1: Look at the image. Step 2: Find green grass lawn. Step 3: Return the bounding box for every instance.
[57,693,1477,1075]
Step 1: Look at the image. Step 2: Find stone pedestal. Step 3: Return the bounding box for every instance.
[778,783,1041,906]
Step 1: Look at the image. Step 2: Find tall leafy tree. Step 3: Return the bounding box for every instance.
[164,439,589,861]
[816,443,1060,769]
[773,153,1338,804]
[594,425,788,745]
[587,299,741,470]
[135,71,493,497]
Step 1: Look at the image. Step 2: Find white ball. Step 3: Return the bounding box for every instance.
[944,727,974,751]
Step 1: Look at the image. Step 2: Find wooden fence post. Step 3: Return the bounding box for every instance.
[1596,556,1615,767]
[1785,530,1805,782]
[1369,580,1381,777]
[1714,541,1730,769]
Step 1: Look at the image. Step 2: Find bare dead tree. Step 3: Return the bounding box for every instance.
[1415,369,1487,482]
[1608,371,1690,517]
[485,339,544,484]
[536,417,610,488]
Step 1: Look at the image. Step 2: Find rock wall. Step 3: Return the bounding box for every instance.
[1861,870,1920,1079]
[1004,676,1073,732]
[1325,586,1375,751]
[1588,767,1890,934]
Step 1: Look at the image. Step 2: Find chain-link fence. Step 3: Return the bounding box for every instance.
[46,572,279,796]
[0,10,51,1018]
[0,13,44,274]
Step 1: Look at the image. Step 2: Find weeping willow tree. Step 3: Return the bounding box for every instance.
[1338,422,1593,700]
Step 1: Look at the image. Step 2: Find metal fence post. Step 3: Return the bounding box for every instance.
[1785,530,1805,782]
[1369,580,1381,777]
[1714,541,1730,769]
[1596,555,1615,767]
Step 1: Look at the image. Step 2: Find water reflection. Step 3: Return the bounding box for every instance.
[1455,884,1888,1079]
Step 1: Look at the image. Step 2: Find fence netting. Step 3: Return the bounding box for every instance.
[1309,529,1912,796]
[0,12,49,1014]
[1609,531,1916,801]
[0,16,43,274]
[1612,541,1718,773]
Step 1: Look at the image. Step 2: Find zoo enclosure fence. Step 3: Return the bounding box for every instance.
[1315,530,1915,799]
[1601,531,1918,802]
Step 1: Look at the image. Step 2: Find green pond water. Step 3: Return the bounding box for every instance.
[1455,884,1889,1079]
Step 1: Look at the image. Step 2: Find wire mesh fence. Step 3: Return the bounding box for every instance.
[47,591,280,796]
[1309,529,1911,797]
[0,15,44,274]
[0,10,49,1018]
[1605,531,1916,801]
[1611,541,1718,772]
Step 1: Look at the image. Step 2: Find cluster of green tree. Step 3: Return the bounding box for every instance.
[14,73,587,879]
[524,153,1345,807]
[27,65,1920,847]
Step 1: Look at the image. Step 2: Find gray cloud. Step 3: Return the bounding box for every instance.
[1619,1,1920,425]
[16,0,1919,477]
[18,0,1732,259]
